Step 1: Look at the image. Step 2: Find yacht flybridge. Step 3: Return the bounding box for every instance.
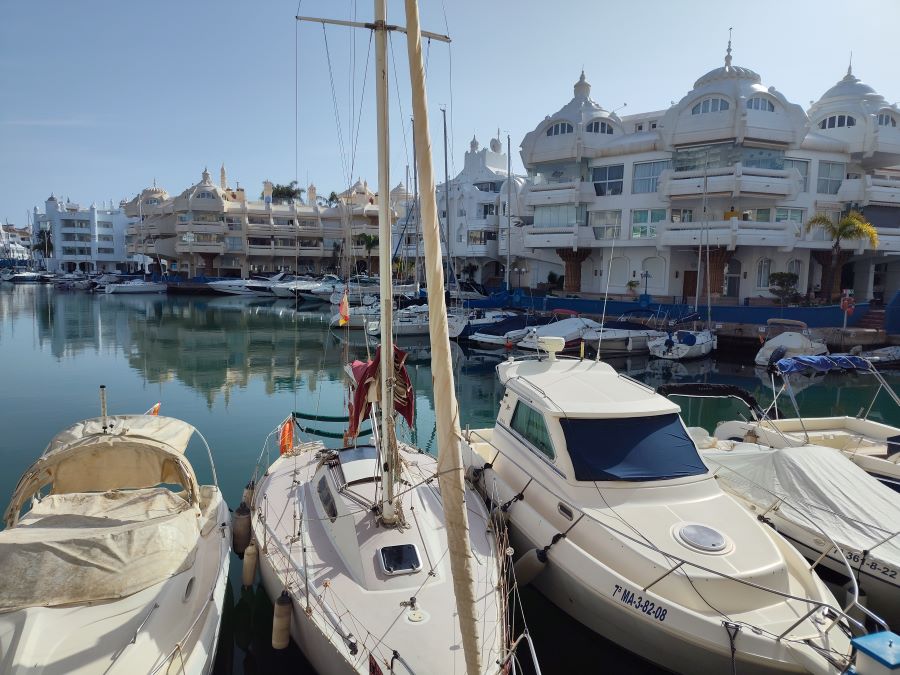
[462,341,856,674]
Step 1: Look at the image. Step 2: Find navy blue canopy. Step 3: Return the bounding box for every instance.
[775,354,873,375]
[560,413,708,482]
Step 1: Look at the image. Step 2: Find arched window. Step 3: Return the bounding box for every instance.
[787,259,803,282]
[545,122,574,137]
[586,120,614,134]
[747,97,775,112]
[756,258,772,288]
[818,115,856,129]
[878,112,897,127]
[691,98,730,115]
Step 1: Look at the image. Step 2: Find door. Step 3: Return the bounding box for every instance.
[681,270,697,303]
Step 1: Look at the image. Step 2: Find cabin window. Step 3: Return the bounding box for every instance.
[691,98,730,115]
[510,402,555,460]
[746,97,775,112]
[559,413,707,481]
[317,477,337,522]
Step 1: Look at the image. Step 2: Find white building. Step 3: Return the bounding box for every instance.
[1,224,31,261]
[518,44,900,303]
[32,196,132,273]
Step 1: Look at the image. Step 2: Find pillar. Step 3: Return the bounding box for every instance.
[556,248,591,293]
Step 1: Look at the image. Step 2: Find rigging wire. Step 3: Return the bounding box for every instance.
[322,23,350,184]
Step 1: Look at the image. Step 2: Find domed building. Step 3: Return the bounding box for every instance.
[515,44,900,307]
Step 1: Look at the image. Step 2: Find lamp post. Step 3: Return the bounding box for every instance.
[641,270,651,295]
[514,266,528,289]
[183,231,195,278]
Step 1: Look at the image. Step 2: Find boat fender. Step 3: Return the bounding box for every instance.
[242,480,255,507]
[242,542,258,588]
[513,548,548,586]
[232,502,251,556]
[500,492,524,513]
[272,590,293,650]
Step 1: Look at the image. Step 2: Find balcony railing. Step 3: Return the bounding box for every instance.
[659,165,799,200]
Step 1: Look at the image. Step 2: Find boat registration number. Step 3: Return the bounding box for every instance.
[612,584,668,622]
[842,550,898,579]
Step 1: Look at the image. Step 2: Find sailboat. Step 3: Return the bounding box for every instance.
[245,4,508,674]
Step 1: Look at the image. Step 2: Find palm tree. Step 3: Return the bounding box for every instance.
[805,210,878,300]
[356,233,378,274]
[268,181,305,203]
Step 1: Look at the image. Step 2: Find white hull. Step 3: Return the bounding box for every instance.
[755,331,828,366]
[588,329,667,355]
[104,281,167,294]
[648,330,716,360]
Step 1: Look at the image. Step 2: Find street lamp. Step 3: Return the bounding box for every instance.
[641,270,651,295]
[183,231,195,278]
[514,266,528,289]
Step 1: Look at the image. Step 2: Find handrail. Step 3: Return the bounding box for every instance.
[467,428,882,638]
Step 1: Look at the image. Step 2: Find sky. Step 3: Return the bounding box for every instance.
[2,0,900,226]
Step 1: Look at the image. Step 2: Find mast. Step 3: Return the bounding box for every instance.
[412,117,420,289]
[506,133,512,290]
[374,0,398,524]
[404,5,483,675]
[441,107,451,286]
[693,151,710,313]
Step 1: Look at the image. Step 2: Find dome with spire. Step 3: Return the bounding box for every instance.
[693,38,761,89]
[546,71,609,125]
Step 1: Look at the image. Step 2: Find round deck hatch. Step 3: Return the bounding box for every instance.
[677,523,727,553]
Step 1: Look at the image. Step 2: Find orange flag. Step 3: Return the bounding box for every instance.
[279,418,294,455]
[148,402,161,416]
[339,289,350,326]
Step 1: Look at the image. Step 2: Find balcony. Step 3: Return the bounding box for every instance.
[837,177,900,206]
[659,165,799,200]
[658,218,795,249]
[174,241,224,255]
[523,226,578,249]
[176,222,225,235]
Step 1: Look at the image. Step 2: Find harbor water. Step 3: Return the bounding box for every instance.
[2,284,898,674]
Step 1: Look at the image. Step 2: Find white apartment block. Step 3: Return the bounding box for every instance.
[123,168,388,277]
[32,196,132,273]
[517,45,900,303]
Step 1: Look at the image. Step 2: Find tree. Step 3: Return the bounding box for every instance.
[34,229,53,257]
[355,234,378,273]
[327,191,340,207]
[266,181,305,202]
[768,272,800,306]
[805,210,878,300]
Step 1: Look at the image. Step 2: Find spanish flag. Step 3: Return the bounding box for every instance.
[338,289,350,326]
[279,418,294,455]
[148,402,161,416]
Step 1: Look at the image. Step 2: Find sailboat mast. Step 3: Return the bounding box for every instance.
[442,107,451,285]
[506,133,512,290]
[412,116,420,289]
[693,153,709,312]
[404,5,483,675]
[374,0,398,524]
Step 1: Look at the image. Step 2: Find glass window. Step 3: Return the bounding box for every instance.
[747,97,775,112]
[590,210,622,239]
[317,477,337,522]
[787,259,803,280]
[546,122,574,136]
[783,159,809,192]
[877,113,897,127]
[591,164,624,196]
[481,204,496,218]
[691,98,730,115]
[673,143,740,172]
[510,402,555,460]
[819,115,857,129]
[756,258,772,288]
[559,413,707,482]
[742,147,784,170]
[817,161,845,194]
[534,204,583,228]
[586,120,614,134]
[631,209,665,238]
[671,208,693,223]
[753,208,771,222]
[632,160,671,194]
[775,208,804,224]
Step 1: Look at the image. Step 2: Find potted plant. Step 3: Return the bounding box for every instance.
[626,279,640,296]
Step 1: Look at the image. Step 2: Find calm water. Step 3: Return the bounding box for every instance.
[2,284,898,674]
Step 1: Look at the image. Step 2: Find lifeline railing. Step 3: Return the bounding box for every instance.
[466,428,889,641]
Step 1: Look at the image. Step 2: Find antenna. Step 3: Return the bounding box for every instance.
[611,102,627,114]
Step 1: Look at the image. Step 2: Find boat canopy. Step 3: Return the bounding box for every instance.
[560,412,708,481]
[775,354,873,375]
[657,383,765,419]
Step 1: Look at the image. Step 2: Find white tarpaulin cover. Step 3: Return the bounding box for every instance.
[706,445,900,566]
[0,488,198,612]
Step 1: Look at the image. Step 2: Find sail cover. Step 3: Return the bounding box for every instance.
[560,412,707,481]
[347,346,414,439]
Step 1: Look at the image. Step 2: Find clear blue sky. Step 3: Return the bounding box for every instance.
[2,0,899,226]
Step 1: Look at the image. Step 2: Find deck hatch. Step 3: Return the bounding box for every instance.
[379,544,422,575]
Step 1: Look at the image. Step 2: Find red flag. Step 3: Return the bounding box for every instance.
[339,289,350,326]
[279,418,294,455]
[368,655,384,675]
[148,402,161,416]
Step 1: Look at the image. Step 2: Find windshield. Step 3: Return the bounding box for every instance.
[560,413,707,482]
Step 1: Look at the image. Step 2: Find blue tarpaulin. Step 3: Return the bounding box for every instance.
[775,355,873,374]
[560,413,708,482]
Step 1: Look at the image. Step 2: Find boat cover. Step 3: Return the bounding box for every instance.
[705,445,900,565]
[775,354,874,375]
[560,412,708,481]
[0,487,198,611]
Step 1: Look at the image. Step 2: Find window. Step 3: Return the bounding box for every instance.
[632,160,670,194]
[545,121,574,136]
[98,234,114,242]
[474,181,501,193]
[783,158,810,192]
[590,210,621,239]
[274,217,295,226]
[746,97,775,112]
[775,208,804,224]
[671,208,693,223]
[534,204,584,228]
[144,198,160,206]
[631,209,666,238]
[591,164,624,196]
[481,204,496,218]
[379,544,422,575]
[650,122,657,129]
[98,221,113,229]
[97,247,114,254]
[818,115,856,129]
[878,112,897,127]
[756,258,772,288]
[787,259,803,281]
[195,213,224,223]
[225,236,242,251]
[817,161,845,194]
[248,215,269,225]
[317,478,337,522]
[195,191,215,199]
[742,147,784,170]
[178,213,191,223]
[468,230,495,245]
[510,402,555,460]
[586,120,614,135]
[691,97,730,115]
[751,208,771,222]
[635,124,644,132]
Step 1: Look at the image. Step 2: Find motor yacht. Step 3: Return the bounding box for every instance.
[755,319,828,366]
[517,316,602,352]
[104,279,167,294]
[462,343,855,674]
[0,413,230,674]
